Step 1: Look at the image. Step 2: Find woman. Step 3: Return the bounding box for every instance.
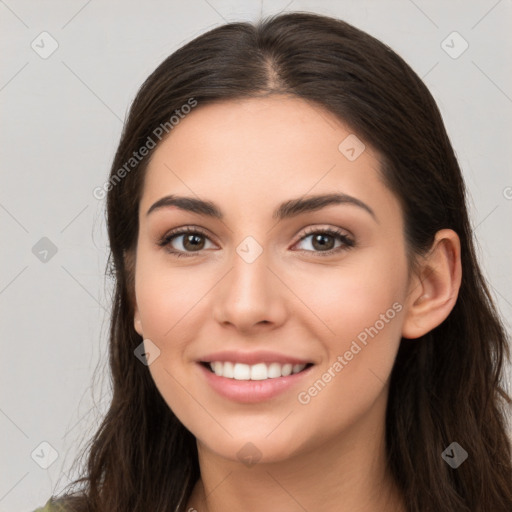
[35,11,512,512]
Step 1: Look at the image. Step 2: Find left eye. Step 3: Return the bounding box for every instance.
[294,228,355,256]
[158,227,355,258]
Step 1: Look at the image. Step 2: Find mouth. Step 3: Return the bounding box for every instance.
[198,359,315,403]
[200,361,315,381]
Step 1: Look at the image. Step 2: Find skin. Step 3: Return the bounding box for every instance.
[132,95,462,511]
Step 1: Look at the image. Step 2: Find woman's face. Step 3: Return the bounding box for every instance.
[133,95,411,463]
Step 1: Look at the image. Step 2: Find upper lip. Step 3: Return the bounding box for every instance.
[198,350,314,366]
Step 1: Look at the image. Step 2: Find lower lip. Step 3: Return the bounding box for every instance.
[198,363,314,403]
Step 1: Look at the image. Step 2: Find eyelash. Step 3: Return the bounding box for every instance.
[157,225,355,258]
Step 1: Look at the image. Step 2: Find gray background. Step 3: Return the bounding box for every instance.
[1,1,511,511]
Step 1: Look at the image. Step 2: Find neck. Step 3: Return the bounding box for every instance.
[185,389,405,512]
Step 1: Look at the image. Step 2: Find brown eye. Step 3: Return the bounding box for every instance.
[180,233,206,251]
[158,227,215,257]
[294,228,355,256]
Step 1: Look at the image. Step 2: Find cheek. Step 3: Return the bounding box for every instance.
[133,252,203,427]
[291,240,406,405]
[134,248,204,340]
[293,299,404,447]
[291,237,406,342]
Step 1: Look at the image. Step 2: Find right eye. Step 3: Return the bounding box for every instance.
[157,226,216,258]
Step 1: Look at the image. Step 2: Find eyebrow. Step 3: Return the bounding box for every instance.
[146,193,377,222]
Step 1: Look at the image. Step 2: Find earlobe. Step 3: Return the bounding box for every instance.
[401,229,462,339]
[134,307,143,337]
[123,249,142,336]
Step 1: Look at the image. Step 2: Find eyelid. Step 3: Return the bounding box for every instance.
[157,225,216,247]
[293,226,355,255]
[297,225,353,242]
[158,224,355,257]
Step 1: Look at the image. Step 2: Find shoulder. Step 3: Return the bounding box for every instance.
[32,497,69,512]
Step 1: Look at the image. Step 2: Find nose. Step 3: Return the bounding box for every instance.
[213,243,287,334]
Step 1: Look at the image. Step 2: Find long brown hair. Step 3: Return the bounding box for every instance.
[52,12,512,512]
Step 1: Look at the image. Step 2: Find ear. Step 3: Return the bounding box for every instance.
[401,229,462,339]
[123,248,143,337]
[134,305,143,337]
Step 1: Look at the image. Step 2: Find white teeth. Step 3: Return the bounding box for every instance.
[223,361,234,378]
[250,363,267,380]
[281,363,293,376]
[233,363,250,380]
[292,364,304,374]
[267,362,282,379]
[212,361,223,376]
[208,361,307,380]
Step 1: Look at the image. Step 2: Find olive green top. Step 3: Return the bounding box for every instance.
[33,498,67,512]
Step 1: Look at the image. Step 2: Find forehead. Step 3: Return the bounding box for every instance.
[149,95,365,164]
[140,96,396,223]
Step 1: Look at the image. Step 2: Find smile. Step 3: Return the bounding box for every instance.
[204,361,313,380]
[198,361,315,403]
